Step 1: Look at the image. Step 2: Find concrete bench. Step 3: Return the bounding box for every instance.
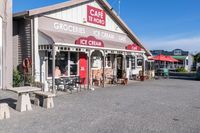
[7,87,41,112]
[34,91,55,109]
[0,103,10,120]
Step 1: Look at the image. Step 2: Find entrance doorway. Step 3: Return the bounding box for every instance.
[79,53,87,84]
[116,55,123,78]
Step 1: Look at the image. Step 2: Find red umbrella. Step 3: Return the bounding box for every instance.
[166,56,179,62]
[149,54,170,62]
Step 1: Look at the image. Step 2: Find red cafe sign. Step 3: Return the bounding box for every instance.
[75,36,104,47]
[126,43,142,51]
[87,5,106,26]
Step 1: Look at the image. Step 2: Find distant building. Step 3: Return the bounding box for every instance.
[151,49,193,72]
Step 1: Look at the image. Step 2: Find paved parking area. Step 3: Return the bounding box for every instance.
[0,79,200,133]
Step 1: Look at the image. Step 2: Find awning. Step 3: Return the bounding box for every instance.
[172,56,187,60]
[39,29,130,50]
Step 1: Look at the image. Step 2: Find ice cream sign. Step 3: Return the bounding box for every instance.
[87,5,106,26]
[75,36,104,47]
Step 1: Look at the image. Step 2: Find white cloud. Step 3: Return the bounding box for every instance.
[143,35,200,52]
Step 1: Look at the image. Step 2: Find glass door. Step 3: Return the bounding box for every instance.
[116,55,123,78]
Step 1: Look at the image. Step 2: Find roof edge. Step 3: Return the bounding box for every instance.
[13,11,29,18]
[29,0,91,16]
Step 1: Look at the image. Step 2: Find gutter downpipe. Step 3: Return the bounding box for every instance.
[30,16,35,79]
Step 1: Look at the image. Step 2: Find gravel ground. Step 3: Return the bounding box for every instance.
[0,79,200,133]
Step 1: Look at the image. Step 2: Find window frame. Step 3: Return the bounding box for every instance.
[105,54,112,68]
[47,51,79,78]
[131,56,136,69]
[137,56,143,67]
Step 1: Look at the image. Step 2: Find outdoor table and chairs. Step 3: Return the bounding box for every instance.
[74,76,86,91]
[7,87,41,112]
[111,75,118,85]
[106,75,125,85]
[55,76,85,93]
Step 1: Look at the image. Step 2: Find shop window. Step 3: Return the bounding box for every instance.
[48,52,69,77]
[106,54,111,68]
[70,52,78,76]
[92,56,102,69]
[137,56,143,67]
[131,56,136,69]
[91,51,102,69]
[126,57,130,68]
[186,59,188,65]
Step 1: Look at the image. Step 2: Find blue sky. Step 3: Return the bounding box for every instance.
[13,0,200,53]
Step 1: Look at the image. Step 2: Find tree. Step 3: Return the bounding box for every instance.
[194,52,200,63]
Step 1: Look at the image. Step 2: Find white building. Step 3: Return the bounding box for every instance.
[13,0,151,90]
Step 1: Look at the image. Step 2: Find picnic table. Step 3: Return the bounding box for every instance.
[7,87,41,112]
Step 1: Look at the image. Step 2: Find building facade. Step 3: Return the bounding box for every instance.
[0,0,13,89]
[151,49,193,71]
[13,0,151,90]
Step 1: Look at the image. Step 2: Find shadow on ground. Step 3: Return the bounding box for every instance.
[0,98,17,109]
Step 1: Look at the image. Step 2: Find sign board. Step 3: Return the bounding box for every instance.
[75,36,104,47]
[126,43,142,51]
[87,5,106,26]
[38,16,131,44]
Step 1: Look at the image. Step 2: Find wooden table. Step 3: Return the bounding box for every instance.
[7,87,41,112]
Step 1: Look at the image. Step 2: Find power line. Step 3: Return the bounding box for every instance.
[111,0,118,5]
[109,0,121,16]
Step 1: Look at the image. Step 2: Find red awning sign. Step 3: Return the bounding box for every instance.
[75,36,104,47]
[126,43,142,51]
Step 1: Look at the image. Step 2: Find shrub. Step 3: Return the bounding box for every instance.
[176,67,187,73]
[13,69,23,87]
